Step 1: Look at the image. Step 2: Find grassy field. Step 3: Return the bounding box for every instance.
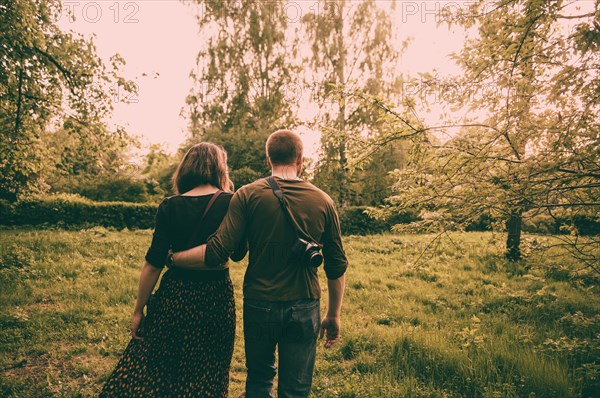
[0,228,598,397]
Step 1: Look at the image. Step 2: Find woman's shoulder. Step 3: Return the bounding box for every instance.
[160,192,234,206]
[163,191,233,200]
[155,192,233,217]
[158,194,177,207]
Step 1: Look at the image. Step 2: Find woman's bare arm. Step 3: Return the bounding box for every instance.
[131,261,162,340]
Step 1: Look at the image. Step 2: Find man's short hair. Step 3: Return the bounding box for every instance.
[266,130,304,166]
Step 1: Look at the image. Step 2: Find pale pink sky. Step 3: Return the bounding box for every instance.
[57,1,591,157]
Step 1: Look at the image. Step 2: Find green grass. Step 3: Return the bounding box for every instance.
[0,228,598,397]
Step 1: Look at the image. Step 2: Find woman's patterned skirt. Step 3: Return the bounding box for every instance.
[100,269,235,397]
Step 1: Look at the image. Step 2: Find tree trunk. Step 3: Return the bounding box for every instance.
[14,66,24,138]
[337,104,347,207]
[505,211,523,261]
[336,0,348,208]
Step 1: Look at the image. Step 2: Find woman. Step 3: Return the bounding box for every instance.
[101,143,246,397]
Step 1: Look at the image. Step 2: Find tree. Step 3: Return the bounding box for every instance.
[347,141,408,206]
[0,0,135,200]
[183,0,297,188]
[302,0,404,206]
[361,0,599,266]
[41,118,140,196]
[143,143,178,197]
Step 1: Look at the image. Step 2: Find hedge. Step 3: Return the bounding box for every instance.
[0,194,157,230]
[0,197,417,234]
[522,213,600,236]
[338,208,600,236]
[338,207,420,235]
[1,196,596,236]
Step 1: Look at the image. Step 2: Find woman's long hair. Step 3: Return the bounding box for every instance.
[172,142,234,195]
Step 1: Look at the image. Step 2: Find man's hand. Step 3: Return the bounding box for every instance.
[131,311,145,341]
[320,316,341,348]
[322,275,345,348]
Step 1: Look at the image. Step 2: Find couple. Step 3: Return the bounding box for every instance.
[100,130,348,398]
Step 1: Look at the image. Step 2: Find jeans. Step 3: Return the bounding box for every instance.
[243,298,320,398]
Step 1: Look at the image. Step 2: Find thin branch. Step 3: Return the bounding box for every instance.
[556,12,596,20]
[538,203,600,208]
[31,46,77,95]
[557,168,600,179]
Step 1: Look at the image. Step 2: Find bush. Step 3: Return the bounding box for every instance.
[59,175,163,203]
[0,199,14,225]
[4,195,597,237]
[2,199,415,234]
[572,214,600,236]
[465,211,600,235]
[338,207,419,235]
[465,213,493,232]
[522,212,600,235]
[523,213,559,234]
[1,193,156,230]
[230,167,265,190]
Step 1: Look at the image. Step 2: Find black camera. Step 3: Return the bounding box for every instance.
[291,238,323,268]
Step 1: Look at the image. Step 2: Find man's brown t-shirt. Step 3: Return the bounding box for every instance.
[205,177,348,301]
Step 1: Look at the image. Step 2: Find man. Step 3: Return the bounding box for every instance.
[172,129,348,398]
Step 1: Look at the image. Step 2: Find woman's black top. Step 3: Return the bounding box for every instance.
[145,193,246,271]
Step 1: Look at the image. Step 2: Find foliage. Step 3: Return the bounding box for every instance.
[41,119,141,195]
[358,0,600,265]
[183,0,297,187]
[0,231,597,396]
[53,142,180,203]
[0,0,136,200]
[303,0,405,207]
[69,177,156,203]
[0,193,156,229]
[229,166,266,190]
[338,206,419,236]
[0,198,12,223]
[314,139,409,206]
[0,196,422,233]
[142,144,178,197]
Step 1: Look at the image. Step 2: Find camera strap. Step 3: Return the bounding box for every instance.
[266,176,306,240]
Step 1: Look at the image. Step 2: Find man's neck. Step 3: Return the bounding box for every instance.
[271,165,301,180]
